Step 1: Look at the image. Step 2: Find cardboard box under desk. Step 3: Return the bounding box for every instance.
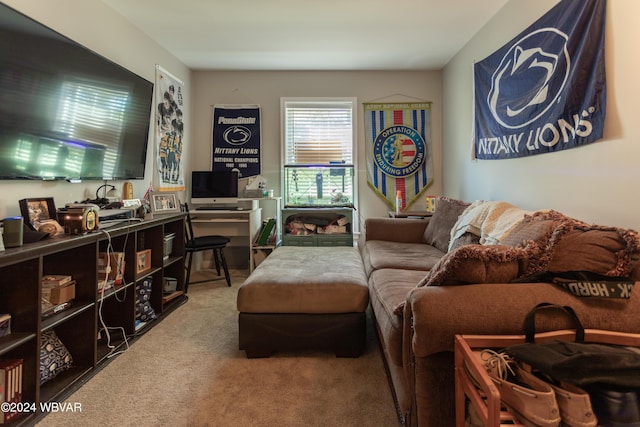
[42,282,76,305]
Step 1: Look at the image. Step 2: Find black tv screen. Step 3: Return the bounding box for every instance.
[191,171,239,203]
[0,4,153,180]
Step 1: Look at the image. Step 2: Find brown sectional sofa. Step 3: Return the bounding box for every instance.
[361,197,640,427]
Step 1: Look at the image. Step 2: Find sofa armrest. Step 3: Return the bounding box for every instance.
[404,282,640,358]
[364,217,429,243]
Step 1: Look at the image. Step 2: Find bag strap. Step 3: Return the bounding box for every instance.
[523,302,585,343]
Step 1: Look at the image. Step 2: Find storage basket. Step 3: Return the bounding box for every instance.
[163,233,175,259]
[454,330,640,427]
[163,277,177,293]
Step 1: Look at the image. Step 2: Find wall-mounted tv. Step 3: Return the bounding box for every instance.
[191,171,239,205]
[0,3,154,180]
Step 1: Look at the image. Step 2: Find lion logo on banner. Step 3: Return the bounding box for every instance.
[488,28,570,129]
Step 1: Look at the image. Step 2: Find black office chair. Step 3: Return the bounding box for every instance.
[183,203,231,291]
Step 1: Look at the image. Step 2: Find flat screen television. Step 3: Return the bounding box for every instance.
[191,171,239,205]
[0,3,154,180]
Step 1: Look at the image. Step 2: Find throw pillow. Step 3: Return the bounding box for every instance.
[40,329,73,384]
[417,244,527,287]
[136,277,157,322]
[501,211,567,275]
[513,211,640,278]
[422,196,470,252]
[449,232,481,252]
[546,227,640,277]
[392,244,528,316]
[501,216,558,248]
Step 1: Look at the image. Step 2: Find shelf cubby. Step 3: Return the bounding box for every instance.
[282,207,354,247]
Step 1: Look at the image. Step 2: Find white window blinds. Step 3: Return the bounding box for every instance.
[283,100,354,165]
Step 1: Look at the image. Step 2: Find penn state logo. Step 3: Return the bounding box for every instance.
[373,126,425,177]
[488,28,570,129]
[223,125,251,145]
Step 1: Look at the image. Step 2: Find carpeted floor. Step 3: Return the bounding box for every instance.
[36,269,399,427]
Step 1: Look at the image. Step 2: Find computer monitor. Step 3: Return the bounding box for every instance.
[190,170,239,204]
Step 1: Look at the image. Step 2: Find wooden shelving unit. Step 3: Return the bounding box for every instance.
[0,213,186,426]
[281,207,354,247]
[249,197,282,268]
[162,290,184,304]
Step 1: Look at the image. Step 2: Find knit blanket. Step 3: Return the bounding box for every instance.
[448,200,531,250]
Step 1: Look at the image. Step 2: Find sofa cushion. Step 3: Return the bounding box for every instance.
[40,329,73,385]
[369,268,426,367]
[422,196,470,252]
[135,277,158,322]
[417,244,527,287]
[364,217,429,244]
[362,240,443,277]
[392,244,528,316]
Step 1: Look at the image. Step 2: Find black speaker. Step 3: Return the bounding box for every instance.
[3,217,24,248]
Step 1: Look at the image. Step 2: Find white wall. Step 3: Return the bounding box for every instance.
[191,70,442,223]
[443,0,640,230]
[0,0,190,218]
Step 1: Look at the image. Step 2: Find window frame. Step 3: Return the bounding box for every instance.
[280,96,358,213]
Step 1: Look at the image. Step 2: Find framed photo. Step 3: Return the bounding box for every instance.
[122,198,142,208]
[19,197,57,231]
[136,249,152,274]
[150,192,180,214]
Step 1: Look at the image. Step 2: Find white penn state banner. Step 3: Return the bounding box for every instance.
[155,65,186,191]
[473,0,606,160]
[364,102,433,211]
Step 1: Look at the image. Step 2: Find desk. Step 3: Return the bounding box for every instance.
[190,208,262,272]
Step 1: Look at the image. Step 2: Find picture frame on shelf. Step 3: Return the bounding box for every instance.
[122,198,142,209]
[136,249,152,274]
[19,197,57,231]
[150,192,180,214]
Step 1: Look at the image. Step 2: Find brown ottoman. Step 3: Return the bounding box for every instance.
[237,246,369,358]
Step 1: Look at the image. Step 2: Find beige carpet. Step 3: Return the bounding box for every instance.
[37,269,399,427]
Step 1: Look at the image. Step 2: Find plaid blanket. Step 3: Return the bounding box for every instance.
[449,200,531,250]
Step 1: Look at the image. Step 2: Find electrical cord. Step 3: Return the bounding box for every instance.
[97,228,130,358]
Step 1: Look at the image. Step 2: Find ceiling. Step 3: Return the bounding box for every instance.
[101,0,509,71]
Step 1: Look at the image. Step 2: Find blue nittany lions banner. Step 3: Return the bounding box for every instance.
[473,0,606,160]
[364,102,433,211]
[212,105,261,177]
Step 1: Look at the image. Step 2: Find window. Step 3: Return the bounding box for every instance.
[282,98,356,165]
[281,97,357,211]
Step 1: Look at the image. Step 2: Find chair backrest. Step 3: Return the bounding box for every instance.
[183,203,195,245]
